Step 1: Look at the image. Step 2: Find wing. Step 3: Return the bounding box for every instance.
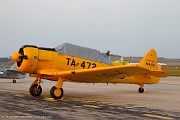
[59,65,150,83]
[39,65,149,82]
[6,64,25,75]
[39,65,168,83]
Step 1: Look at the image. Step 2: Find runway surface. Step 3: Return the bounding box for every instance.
[0,76,180,120]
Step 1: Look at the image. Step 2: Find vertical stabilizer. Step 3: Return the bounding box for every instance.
[138,49,158,70]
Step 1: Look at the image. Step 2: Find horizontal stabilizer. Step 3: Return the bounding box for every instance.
[150,70,168,77]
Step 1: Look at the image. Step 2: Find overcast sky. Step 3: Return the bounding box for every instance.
[0,0,179,58]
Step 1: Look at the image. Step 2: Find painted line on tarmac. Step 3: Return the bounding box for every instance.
[42,97,64,102]
[15,93,26,97]
[83,104,101,109]
[43,97,57,102]
[143,114,174,120]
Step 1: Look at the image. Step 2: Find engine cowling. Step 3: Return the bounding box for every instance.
[12,45,39,73]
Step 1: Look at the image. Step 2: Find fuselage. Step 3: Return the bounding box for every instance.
[12,45,160,85]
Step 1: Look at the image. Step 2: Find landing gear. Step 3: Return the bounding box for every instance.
[28,77,64,99]
[50,86,64,99]
[12,79,16,83]
[138,84,144,93]
[50,78,64,99]
[29,77,42,97]
[29,84,42,96]
[138,87,144,93]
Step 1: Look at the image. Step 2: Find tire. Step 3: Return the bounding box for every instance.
[50,86,63,99]
[12,79,16,83]
[29,84,42,96]
[138,87,144,93]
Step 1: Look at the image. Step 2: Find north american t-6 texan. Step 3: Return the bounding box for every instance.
[11,43,168,99]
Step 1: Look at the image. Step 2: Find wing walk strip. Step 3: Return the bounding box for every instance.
[143,114,174,120]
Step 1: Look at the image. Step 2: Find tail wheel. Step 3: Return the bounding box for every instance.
[12,79,16,83]
[138,87,144,93]
[29,84,42,96]
[50,86,63,99]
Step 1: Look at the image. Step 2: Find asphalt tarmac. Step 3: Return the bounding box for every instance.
[0,76,180,120]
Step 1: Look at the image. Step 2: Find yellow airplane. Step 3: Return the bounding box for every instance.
[11,43,168,99]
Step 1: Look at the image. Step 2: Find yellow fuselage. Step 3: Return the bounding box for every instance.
[14,47,159,85]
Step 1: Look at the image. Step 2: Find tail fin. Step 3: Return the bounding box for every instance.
[138,49,158,70]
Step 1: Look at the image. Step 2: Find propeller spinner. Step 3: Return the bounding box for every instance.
[11,52,22,62]
[11,48,28,67]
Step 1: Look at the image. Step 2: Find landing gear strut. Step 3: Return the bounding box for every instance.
[50,78,64,99]
[29,77,42,97]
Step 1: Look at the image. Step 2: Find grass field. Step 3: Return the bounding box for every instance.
[167,66,180,77]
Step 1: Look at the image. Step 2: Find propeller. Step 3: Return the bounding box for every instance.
[11,48,28,67]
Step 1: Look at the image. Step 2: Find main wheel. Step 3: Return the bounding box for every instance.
[138,87,144,93]
[12,79,16,83]
[50,86,63,99]
[29,84,42,96]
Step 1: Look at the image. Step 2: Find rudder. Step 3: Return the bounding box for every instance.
[138,49,158,70]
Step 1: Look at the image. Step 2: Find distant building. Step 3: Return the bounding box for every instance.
[158,63,167,71]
